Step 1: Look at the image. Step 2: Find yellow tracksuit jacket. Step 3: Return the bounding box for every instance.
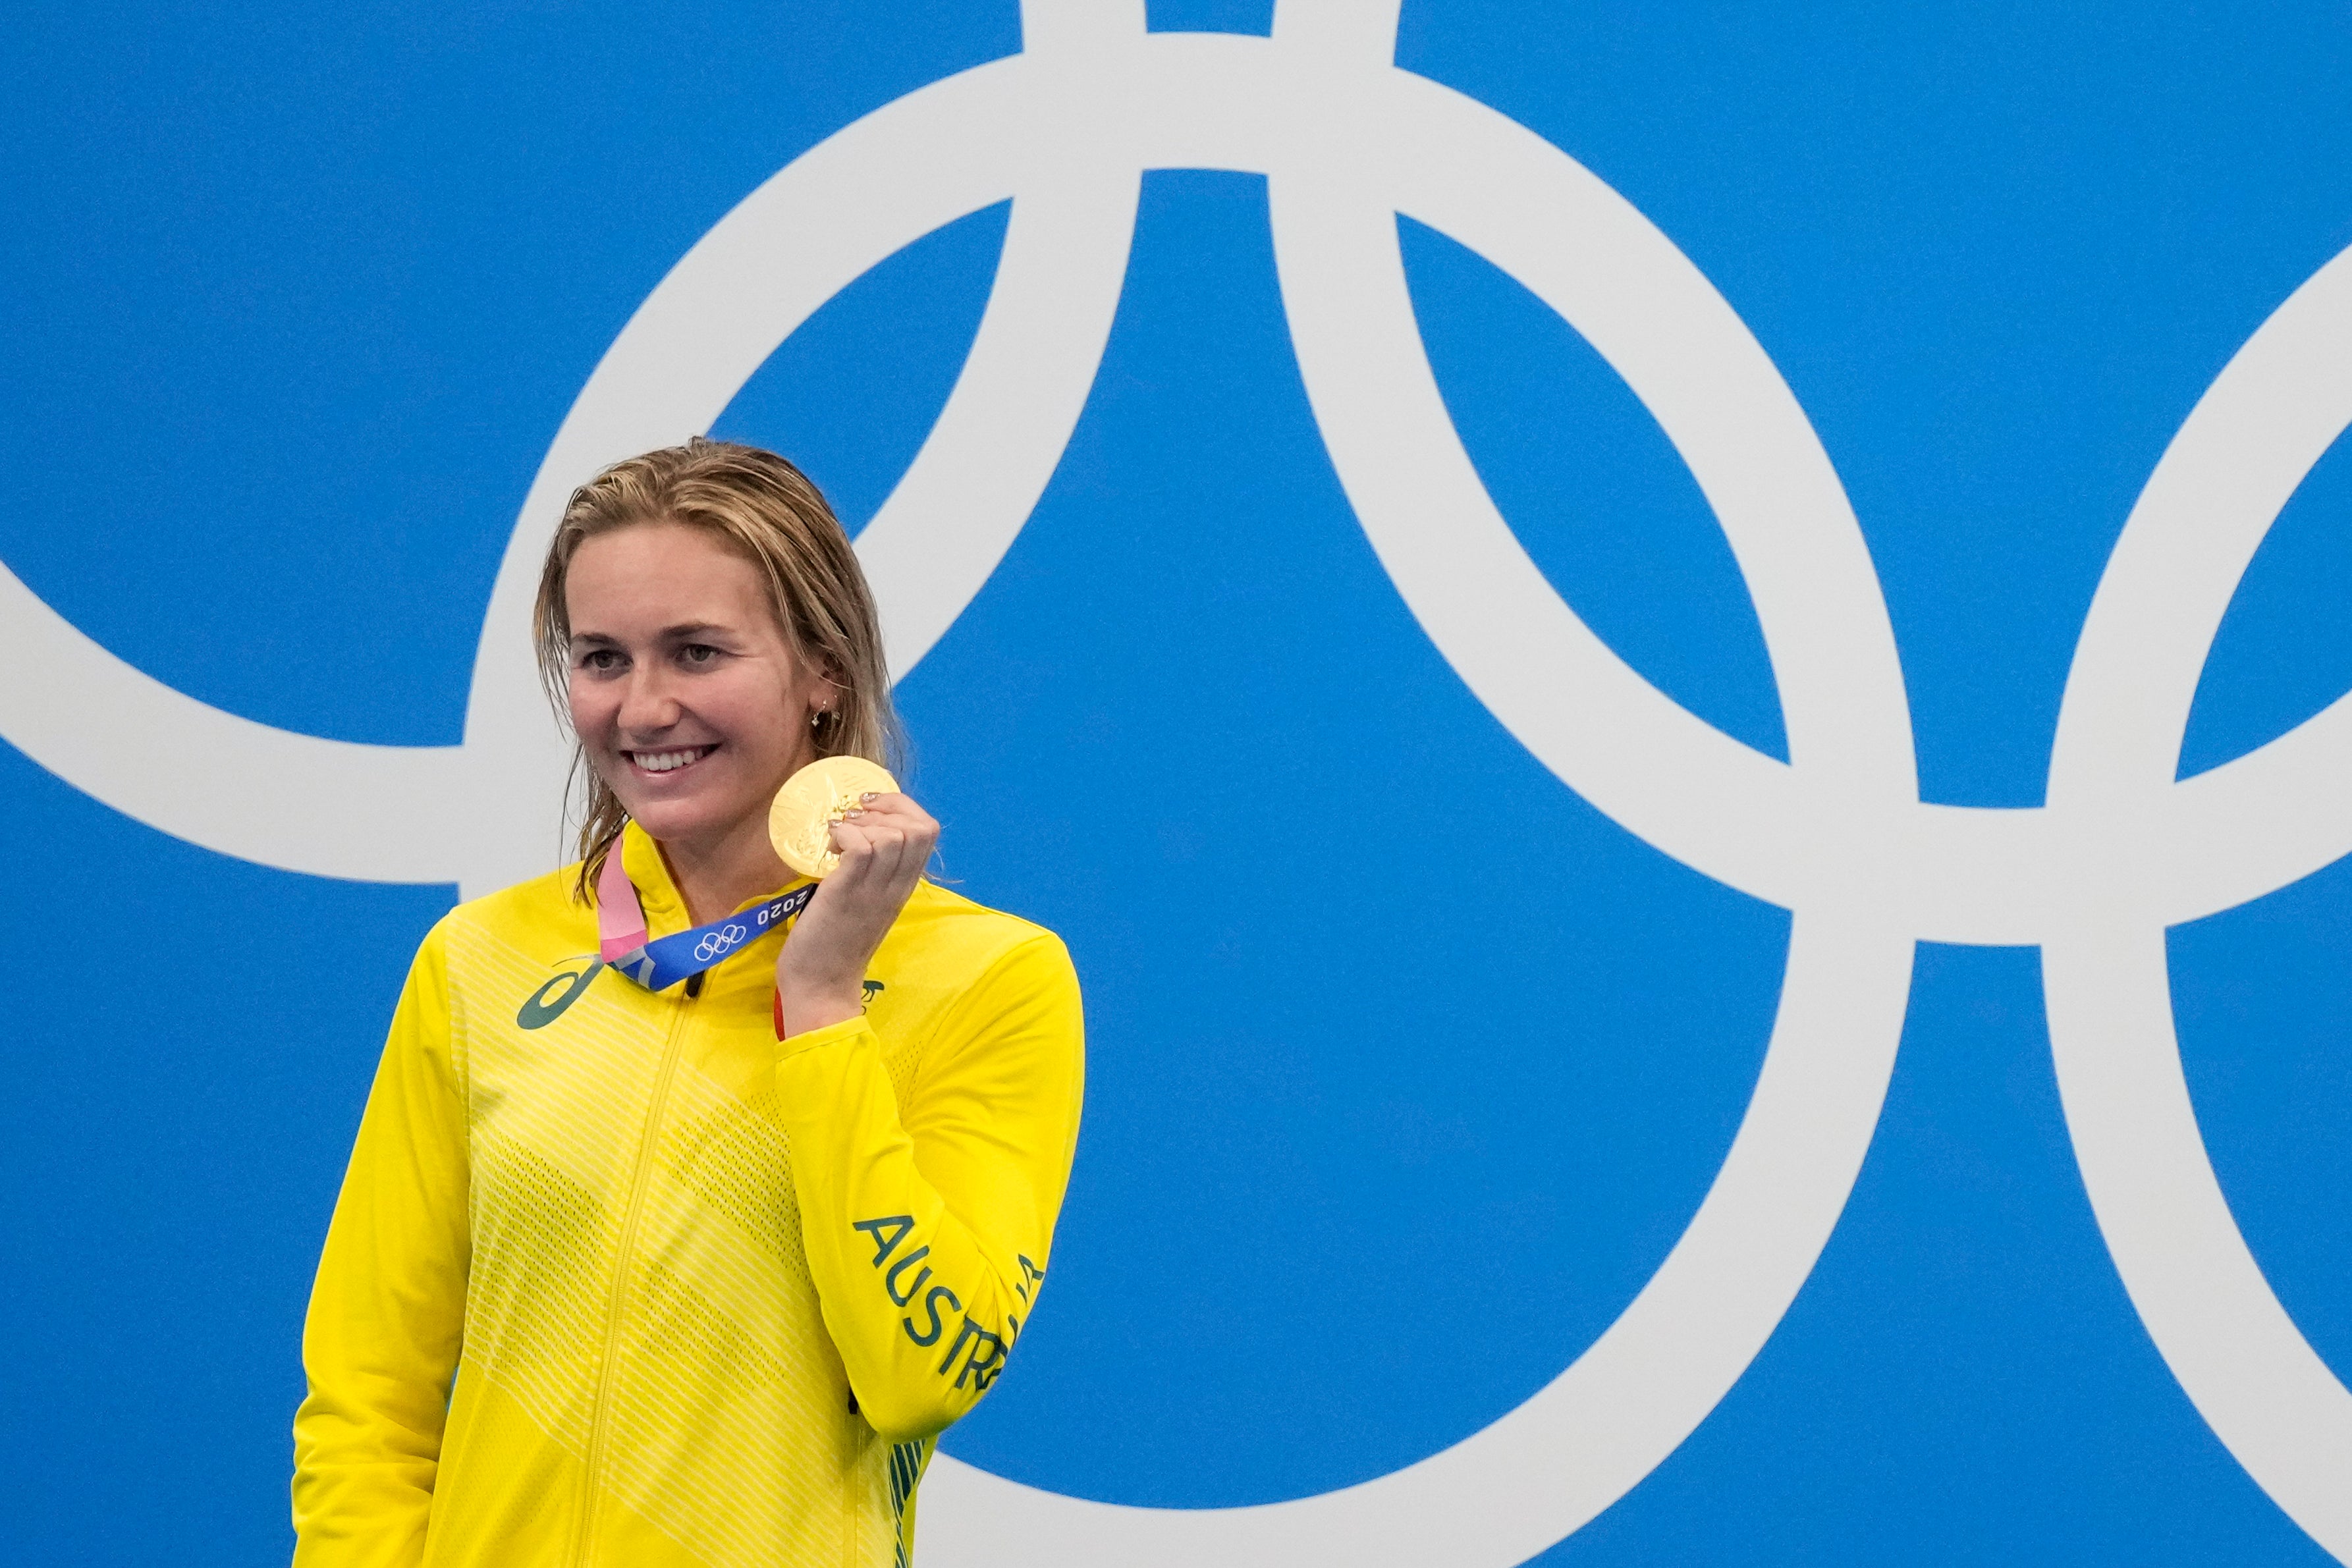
[292,823,1085,1567]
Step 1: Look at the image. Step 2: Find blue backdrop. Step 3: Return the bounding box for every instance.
[3,2,2350,1563]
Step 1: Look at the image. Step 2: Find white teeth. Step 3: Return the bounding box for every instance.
[633,747,710,773]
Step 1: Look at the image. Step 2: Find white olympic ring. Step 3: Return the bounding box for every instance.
[1,1,2348,1562]
[694,924,752,963]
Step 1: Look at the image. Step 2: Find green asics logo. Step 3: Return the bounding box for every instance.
[517,960,603,1029]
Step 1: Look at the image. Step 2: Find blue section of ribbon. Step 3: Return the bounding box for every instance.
[607,884,816,990]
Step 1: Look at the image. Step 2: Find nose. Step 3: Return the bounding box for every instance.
[616,661,684,739]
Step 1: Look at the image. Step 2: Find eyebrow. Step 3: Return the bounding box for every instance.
[570,621,742,645]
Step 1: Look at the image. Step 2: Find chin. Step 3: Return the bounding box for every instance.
[621,798,742,845]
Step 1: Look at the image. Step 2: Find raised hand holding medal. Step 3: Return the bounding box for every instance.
[769,755,939,1038]
[768,755,902,878]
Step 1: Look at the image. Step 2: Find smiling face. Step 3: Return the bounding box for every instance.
[564,521,833,863]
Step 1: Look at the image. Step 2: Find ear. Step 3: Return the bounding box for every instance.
[802,663,848,730]
[810,661,849,711]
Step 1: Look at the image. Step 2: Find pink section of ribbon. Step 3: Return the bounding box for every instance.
[597,842,649,963]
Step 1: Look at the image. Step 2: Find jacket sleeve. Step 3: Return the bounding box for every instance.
[290,921,471,1567]
[773,931,1085,1443]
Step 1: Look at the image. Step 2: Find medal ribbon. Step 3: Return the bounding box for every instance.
[595,843,813,991]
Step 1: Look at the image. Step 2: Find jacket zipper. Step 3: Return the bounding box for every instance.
[569,990,695,1567]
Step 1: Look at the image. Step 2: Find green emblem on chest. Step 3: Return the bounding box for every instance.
[517,960,605,1029]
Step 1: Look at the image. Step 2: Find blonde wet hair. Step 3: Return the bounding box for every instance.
[533,437,902,898]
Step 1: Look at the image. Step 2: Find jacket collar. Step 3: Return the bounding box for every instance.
[617,821,688,938]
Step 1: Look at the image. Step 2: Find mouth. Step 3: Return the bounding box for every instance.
[624,744,719,778]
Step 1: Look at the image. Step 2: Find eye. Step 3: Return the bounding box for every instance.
[679,643,722,668]
[578,647,625,674]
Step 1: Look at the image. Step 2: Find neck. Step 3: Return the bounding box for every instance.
[657,812,794,926]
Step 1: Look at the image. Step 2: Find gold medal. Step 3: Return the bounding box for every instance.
[768,755,900,879]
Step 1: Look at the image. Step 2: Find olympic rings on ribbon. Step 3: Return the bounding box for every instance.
[692,923,751,963]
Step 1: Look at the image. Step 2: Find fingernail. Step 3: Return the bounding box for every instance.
[860,792,879,803]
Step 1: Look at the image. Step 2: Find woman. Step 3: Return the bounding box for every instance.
[292,439,1085,1568]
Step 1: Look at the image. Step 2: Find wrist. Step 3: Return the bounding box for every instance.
[773,973,865,1039]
